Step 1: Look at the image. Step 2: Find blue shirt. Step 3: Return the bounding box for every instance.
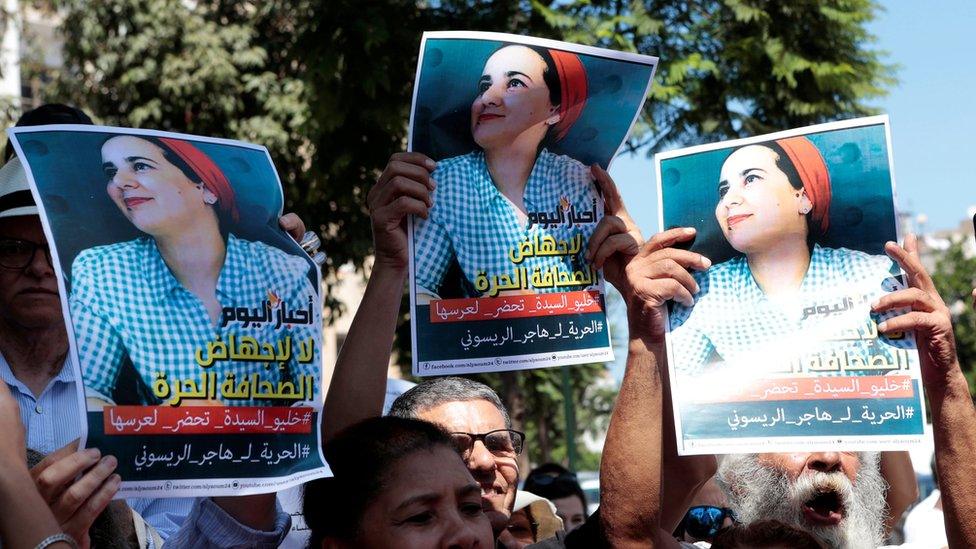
[414,149,602,297]
[70,233,321,403]
[669,245,916,377]
[1,353,290,545]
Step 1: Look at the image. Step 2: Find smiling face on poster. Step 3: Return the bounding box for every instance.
[7,125,329,497]
[407,31,658,376]
[656,116,926,455]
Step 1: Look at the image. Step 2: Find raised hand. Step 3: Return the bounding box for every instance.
[367,152,436,270]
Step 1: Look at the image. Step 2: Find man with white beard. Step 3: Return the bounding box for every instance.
[716,452,887,548]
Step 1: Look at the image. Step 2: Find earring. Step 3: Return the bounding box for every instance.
[800,205,811,214]
[204,195,217,205]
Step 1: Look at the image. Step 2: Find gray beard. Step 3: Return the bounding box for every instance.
[717,452,887,549]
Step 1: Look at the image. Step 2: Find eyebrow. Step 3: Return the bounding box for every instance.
[505,70,533,81]
[740,168,766,176]
[125,156,159,165]
[394,483,482,512]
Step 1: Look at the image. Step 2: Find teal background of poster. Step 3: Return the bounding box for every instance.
[412,38,655,168]
[14,130,310,289]
[660,123,897,264]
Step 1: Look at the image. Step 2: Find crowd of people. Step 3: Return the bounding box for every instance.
[1,103,975,549]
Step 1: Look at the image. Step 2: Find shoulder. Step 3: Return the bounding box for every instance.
[230,235,312,288]
[540,150,592,183]
[72,238,150,278]
[815,245,894,275]
[431,152,482,191]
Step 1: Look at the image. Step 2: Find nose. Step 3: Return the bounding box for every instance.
[442,511,486,548]
[481,82,503,107]
[805,452,843,474]
[113,169,139,189]
[721,186,742,208]
[24,245,54,279]
[466,440,497,482]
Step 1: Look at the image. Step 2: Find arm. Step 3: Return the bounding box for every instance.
[0,381,74,549]
[586,166,710,547]
[880,450,918,535]
[321,152,435,443]
[873,234,976,547]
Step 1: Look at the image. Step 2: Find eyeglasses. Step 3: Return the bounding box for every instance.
[0,238,52,270]
[449,429,525,459]
[677,505,736,541]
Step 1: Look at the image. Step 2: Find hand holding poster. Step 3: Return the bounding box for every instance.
[656,116,926,454]
[8,126,329,496]
[408,31,658,376]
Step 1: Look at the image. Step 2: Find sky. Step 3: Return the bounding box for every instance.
[608,0,976,237]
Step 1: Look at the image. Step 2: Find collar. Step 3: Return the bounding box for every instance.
[142,234,248,303]
[475,149,557,209]
[0,349,74,397]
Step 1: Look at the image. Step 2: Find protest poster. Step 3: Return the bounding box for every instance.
[407,31,658,376]
[8,125,329,497]
[657,115,926,455]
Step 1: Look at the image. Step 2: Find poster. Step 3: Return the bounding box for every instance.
[407,31,658,376]
[8,125,329,496]
[657,116,926,455]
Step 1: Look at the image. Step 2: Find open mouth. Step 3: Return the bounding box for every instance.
[802,490,845,526]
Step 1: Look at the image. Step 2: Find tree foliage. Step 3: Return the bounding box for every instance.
[33,0,896,469]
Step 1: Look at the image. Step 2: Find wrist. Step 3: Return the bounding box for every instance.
[927,366,970,403]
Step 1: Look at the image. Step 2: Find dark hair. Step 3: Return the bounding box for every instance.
[523,463,588,515]
[4,103,94,161]
[302,416,455,546]
[389,376,512,429]
[711,520,825,549]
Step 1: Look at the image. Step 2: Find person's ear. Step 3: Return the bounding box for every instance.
[545,106,561,126]
[797,190,812,215]
[201,186,218,206]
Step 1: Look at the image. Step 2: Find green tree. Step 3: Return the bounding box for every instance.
[36,0,896,470]
[930,239,976,392]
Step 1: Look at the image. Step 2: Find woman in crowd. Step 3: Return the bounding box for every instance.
[70,135,320,404]
[669,136,912,378]
[522,463,588,532]
[413,43,602,300]
[302,416,493,548]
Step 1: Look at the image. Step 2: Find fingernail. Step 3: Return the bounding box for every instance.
[85,448,101,459]
[701,257,711,268]
[683,228,695,235]
[110,474,122,485]
[870,300,880,310]
[425,159,437,170]
[878,321,887,331]
[429,177,437,189]
[102,455,117,467]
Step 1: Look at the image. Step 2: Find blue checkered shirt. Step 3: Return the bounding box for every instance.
[69,234,320,402]
[669,245,915,377]
[413,149,602,297]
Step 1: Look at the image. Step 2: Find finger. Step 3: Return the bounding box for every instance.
[644,257,700,295]
[277,213,306,242]
[591,164,623,214]
[375,196,429,226]
[378,155,436,187]
[635,277,695,308]
[643,227,698,256]
[646,248,712,271]
[871,287,938,314]
[371,175,433,210]
[31,439,81,478]
[903,232,919,256]
[877,311,943,335]
[884,241,936,293]
[591,233,641,268]
[585,215,628,261]
[33,448,102,502]
[52,455,117,519]
[62,474,121,539]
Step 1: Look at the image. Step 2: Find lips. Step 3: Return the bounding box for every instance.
[726,213,752,229]
[123,197,152,208]
[19,287,57,297]
[478,113,504,123]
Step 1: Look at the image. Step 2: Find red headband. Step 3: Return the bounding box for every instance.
[775,136,831,234]
[157,137,239,223]
[548,49,587,142]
